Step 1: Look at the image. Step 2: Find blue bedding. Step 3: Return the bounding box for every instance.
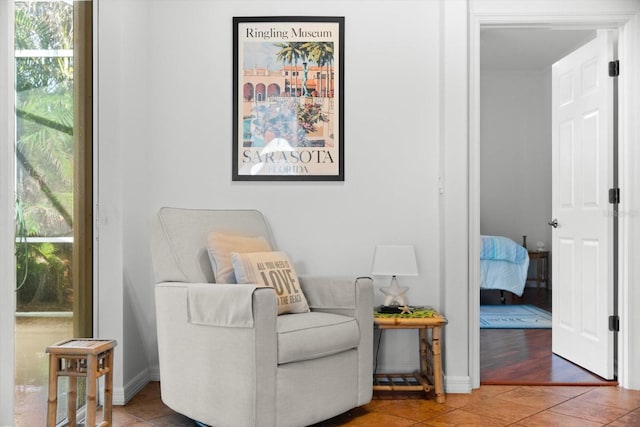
[480,235,529,297]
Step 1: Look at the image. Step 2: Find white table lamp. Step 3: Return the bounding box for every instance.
[371,245,418,306]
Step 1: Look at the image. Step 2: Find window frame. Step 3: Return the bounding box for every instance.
[0,1,16,424]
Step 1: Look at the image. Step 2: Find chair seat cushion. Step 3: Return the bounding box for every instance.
[277,312,360,364]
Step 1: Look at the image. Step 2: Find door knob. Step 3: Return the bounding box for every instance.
[548,219,558,228]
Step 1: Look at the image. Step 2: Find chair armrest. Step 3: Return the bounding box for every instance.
[299,276,373,315]
[163,282,263,328]
[154,282,278,426]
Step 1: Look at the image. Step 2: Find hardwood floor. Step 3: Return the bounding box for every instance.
[480,287,617,386]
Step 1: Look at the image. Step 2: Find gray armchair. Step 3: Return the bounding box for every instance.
[151,208,373,427]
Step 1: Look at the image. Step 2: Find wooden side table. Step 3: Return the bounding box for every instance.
[527,250,550,293]
[46,339,117,427]
[373,308,447,403]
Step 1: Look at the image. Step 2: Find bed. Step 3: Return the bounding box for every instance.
[480,235,529,301]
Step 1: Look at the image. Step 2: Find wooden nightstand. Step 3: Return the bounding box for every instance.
[373,308,447,403]
[528,250,550,294]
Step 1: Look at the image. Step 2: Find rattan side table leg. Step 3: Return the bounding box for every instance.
[419,328,429,384]
[104,349,114,425]
[431,326,445,403]
[86,353,97,427]
[47,354,59,427]
[67,360,77,427]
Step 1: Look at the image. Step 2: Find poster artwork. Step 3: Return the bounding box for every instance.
[233,17,344,181]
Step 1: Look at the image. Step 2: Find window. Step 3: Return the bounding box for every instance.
[13,1,93,425]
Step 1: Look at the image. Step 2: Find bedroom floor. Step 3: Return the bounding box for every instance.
[480,286,615,386]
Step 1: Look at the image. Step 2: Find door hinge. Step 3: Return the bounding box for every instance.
[609,60,620,77]
[609,188,620,204]
[609,315,620,332]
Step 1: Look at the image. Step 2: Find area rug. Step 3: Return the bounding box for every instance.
[480,304,552,329]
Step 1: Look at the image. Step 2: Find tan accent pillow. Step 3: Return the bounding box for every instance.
[230,251,310,315]
[206,232,272,283]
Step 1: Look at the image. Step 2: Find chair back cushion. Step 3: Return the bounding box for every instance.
[150,208,275,283]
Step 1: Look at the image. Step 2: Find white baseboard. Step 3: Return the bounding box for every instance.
[112,368,151,405]
[124,366,472,401]
[149,364,160,382]
[444,376,472,394]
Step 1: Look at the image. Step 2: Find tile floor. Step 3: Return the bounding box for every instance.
[107,381,640,426]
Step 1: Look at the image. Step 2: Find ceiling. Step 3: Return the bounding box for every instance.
[480,28,596,70]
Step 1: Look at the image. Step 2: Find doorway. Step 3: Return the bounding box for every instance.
[478,28,606,384]
[469,7,640,391]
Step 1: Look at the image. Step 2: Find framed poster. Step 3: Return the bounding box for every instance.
[233,16,344,181]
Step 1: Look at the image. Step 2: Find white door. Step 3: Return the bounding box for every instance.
[551,30,615,380]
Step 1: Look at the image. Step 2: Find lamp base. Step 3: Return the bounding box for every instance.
[379,276,409,306]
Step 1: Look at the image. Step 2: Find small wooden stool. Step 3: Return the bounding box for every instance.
[46,339,117,427]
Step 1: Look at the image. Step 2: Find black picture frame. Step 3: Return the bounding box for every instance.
[233,16,344,181]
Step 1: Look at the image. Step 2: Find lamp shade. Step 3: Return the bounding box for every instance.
[371,245,418,276]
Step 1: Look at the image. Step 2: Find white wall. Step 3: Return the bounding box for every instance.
[96,0,154,402]
[480,68,552,253]
[97,0,473,401]
[93,0,640,405]
[440,0,471,392]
